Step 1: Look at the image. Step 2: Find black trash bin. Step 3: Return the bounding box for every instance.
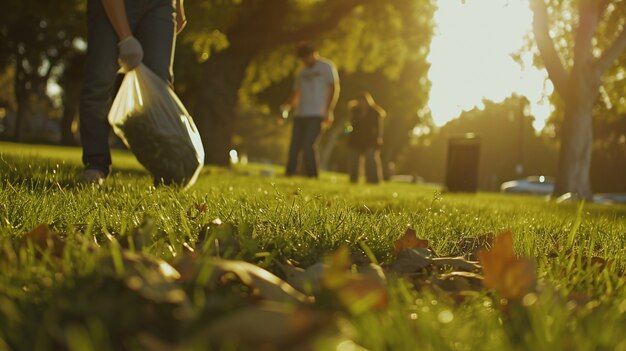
[445,134,481,192]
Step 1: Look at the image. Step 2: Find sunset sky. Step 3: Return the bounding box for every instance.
[427,0,553,131]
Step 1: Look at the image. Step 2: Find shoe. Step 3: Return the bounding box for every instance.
[84,169,106,185]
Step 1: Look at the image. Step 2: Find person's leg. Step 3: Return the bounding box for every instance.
[286,118,305,176]
[79,0,122,176]
[364,148,383,184]
[134,0,176,83]
[349,148,361,183]
[302,117,323,178]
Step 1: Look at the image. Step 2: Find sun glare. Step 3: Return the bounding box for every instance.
[427,0,552,131]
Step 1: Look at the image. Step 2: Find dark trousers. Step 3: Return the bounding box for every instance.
[349,147,382,184]
[79,0,176,175]
[286,117,323,178]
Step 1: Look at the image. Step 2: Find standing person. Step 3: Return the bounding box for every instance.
[80,0,187,184]
[347,92,385,184]
[282,42,340,178]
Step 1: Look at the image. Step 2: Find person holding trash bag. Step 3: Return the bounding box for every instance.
[281,42,340,178]
[347,92,385,184]
[80,0,187,184]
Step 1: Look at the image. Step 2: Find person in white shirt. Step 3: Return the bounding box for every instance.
[282,43,340,178]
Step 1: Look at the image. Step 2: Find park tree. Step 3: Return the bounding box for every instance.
[179,0,435,165]
[0,0,84,141]
[530,0,626,198]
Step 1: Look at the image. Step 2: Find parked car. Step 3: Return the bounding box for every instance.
[500,176,554,195]
[592,193,626,204]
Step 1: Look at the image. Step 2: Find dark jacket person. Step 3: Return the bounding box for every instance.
[348,92,385,183]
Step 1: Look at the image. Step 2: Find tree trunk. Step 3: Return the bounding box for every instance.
[13,93,28,142]
[381,116,412,180]
[553,99,594,199]
[193,49,255,166]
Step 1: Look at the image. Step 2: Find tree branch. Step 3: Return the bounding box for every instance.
[277,0,373,45]
[573,0,602,65]
[595,25,626,74]
[530,0,570,98]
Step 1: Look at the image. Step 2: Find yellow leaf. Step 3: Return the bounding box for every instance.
[477,231,536,300]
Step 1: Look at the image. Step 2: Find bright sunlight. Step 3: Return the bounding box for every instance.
[427,0,553,130]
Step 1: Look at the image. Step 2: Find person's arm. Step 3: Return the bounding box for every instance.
[101,0,143,71]
[283,88,300,111]
[324,81,339,122]
[276,89,299,125]
[324,63,340,124]
[176,0,187,34]
[101,0,132,40]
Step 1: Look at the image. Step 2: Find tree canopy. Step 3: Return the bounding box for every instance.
[175,0,435,164]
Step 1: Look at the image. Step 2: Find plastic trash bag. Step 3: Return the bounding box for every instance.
[108,64,204,188]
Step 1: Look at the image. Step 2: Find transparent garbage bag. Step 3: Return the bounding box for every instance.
[108,64,204,188]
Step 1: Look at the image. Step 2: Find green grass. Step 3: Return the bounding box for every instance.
[1,141,626,350]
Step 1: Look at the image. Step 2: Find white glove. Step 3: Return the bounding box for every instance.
[118,36,143,72]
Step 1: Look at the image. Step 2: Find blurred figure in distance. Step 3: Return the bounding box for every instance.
[281,42,340,178]
[347,92,385,184]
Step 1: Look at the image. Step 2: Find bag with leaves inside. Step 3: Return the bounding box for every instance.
[108,64,204,188]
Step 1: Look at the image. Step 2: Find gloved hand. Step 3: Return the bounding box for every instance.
[118,36,143,72]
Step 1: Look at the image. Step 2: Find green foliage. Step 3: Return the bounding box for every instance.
[525,0,626,129]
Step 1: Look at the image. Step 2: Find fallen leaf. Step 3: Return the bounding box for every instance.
[321,247,388,313]
[335,275,388,314]
[321,247,352,290]
[208,258,308,303]
[390,248,434,274]
[279,261,327,294]
[433,272,484,292]
[580,256,612,271]
[100,251,187,304]
[358,263,387,284]
[22,224,65,257]
[477,231,536,300]
[203,302,331,348]
[393,229,429,255]
[432,257,481,272]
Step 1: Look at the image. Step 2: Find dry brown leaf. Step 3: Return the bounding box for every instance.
[100,251,187,304]
[434,271,484,292]
[390,248,433,273]
[322,247,388,314]
[209,258,308,303]
[336,275,388,314]
[321,246,352,290]
[22,224,65,257]
[203,302,331,348]
[432,257,481,272]
[279,261,326,294]
[393,228,429,255]
[477,231,536,300]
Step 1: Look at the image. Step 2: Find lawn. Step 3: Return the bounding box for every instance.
[1,141,626,351]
